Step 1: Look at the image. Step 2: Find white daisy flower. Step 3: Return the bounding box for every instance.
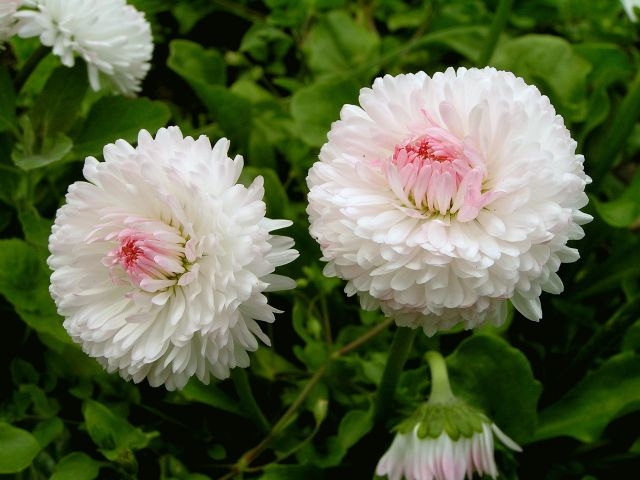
[0,0,20,44]
[376,416,521,480]
[15,0,153,94]
[621,0,640,21]
[306,67,591,335]
[48,126,299,390]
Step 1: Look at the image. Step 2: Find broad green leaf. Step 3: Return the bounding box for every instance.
[82,399,157,452]
[50,452,101,480]
[302,10,380,79]
[291,77,360,147]
[592,169,640,228]
[167,39,251,149]
[72,96,170,159]
[0,67,17,133]
[12,132,73,170]
[32,417,64,449]
[0,239,72,347]
[167,39,226,86]
[447,334,542,443]
[311,406,374,467]
[170,379,246,417]
[18,203,52,248]
[492,34,591,123]
[251,347,301,381]
[0,422,41,474]
[31,64,88,136]
[535,352,640,443]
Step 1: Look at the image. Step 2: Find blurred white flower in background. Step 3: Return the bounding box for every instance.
[307,67,591,335]
[48,127,298,390]
[0,0,20,44]
[15,0,153,94]
[621,0,640,21]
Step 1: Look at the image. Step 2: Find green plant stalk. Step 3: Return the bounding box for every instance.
[231,367,271,434]
[373,326,418,423]
[478,0,514,66]
[14,45,50,92]
[589,69,640,183]
[424,350,455,404]
[222,317,396,478]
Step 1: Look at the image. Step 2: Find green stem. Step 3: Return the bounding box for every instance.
[373,326,418,423]
[477,0,513,66]
[589,69,640,184]
[221,365,327,480]
[424,350,455,404]
[14,45,49,92]
[561,296,640,386]
[231,368,270,434]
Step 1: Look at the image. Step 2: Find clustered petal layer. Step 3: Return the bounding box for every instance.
[0,0,20,44]
[307,67,591,335]
[376,422,521,480]
[48,127,299,390]
[16,0,153,94]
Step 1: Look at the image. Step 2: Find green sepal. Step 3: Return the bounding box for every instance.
[396,401,488,441]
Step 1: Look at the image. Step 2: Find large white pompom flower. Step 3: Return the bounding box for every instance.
[307,67,591,335]
[48,127,299,390]
[0,0,20,44]
[15,0,153,95]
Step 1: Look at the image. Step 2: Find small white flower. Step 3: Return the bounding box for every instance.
[376,421,521,480]
[622,0,640,21]
[0,0,20,44]
[306,67,591,335]
[15,0,153,94]
[48,126,299,390]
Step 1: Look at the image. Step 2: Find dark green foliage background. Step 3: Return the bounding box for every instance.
[1,0,640,478]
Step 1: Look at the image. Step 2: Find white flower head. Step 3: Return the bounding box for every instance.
[48,126,299,390]
[306,67,591,335]
[376,405,521,480]
[0,0,20,44]
[622,0,640,21]
[15,0,153,95]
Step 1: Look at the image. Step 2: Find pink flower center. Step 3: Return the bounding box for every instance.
[103,226,195,292]
[388,127,494,221]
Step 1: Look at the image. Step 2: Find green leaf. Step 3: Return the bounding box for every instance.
[250,347,301,381]
[0,239,72,347]
[12,132,73,170]
[50,452,102,480]
[32,417,64,449]
[170,379,246,417]
[535,352,640,443]
[0,422,41,474]
[592,169,640,228]
[446,334,542,443]
[167,39,226,86]
[291,77,360,147]
[72,96,170,159]
[492,34,591,123]
[312,407,374,467]
[82,399,157,452]
[0,67,17,133]
[31,64,88,136]
[302,10,380,79]
[18,203,52,248]
[167,39,251,149]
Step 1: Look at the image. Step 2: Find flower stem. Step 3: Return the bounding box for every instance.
[424,350,455,404]
[14,45,50,92]
[373,326,418,423]
[477,0,513,66]
[231,367,270,434]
